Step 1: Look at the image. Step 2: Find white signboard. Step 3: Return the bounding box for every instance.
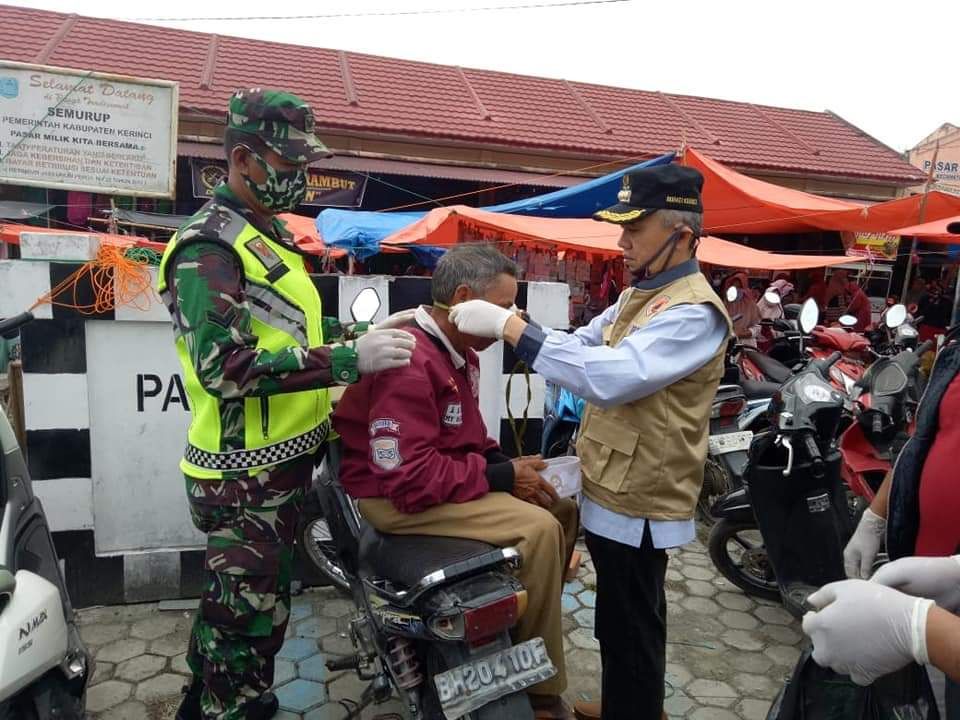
[85,320,203,554]
[0,61,178,197]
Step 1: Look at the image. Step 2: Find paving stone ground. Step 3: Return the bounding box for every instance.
[79,533,800,719]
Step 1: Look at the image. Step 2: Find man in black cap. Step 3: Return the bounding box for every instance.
[450,164,732,720]
[158,89,416,720]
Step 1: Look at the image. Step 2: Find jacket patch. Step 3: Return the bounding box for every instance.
[370,418,400,436]
[244,237,288,279]
[647,296,671,317]
[468,365,481,399]
[442,403,463,427]
[371,437,402,471]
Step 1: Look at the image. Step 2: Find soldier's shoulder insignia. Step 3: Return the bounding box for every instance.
[244,237,289,282]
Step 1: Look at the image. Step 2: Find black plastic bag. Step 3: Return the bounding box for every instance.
[767,646,939,720]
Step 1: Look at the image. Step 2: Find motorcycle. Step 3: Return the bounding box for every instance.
[0,312,90,719]
[840,333,933,506]
[709,299,853,612]
[298,289,550,720]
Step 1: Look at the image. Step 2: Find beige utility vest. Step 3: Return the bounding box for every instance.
[576,271,733,520]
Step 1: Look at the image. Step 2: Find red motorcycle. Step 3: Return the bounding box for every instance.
[840,338,932,504]
[807,323,870,395]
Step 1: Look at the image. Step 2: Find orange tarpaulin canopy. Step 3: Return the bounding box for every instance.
[821,194,960,235]
[383,204,622,256]
[0,223,165,251]
[683,148,960,235]
[382,205,857,270]
[684,148,860,234]
[886,214,960,244]
[277,213,348,257]
[697,236,858,270]
[1,217,348,258]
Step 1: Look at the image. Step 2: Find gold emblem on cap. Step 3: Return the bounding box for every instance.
[617,174,632,204]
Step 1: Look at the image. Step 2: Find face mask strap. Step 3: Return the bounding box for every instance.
[634,229,686,281]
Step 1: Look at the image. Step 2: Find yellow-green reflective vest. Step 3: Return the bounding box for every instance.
[158,208,330,480]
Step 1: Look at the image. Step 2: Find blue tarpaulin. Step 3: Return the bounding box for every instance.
[316,152,675,258]
[482,152,675,217]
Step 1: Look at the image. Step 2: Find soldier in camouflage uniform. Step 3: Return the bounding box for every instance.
[158,89,417,720]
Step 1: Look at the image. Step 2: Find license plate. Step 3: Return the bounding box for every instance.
[433,637,557,720]
[708,430,753,455]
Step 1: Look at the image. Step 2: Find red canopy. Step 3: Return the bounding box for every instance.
[886,214,960,244]
[683,148,960,235]
[382,205,857,270]
[697,236,858,270]
[0,223,165,251]
[277,213,348,257]
[684,148,860,234]
[821,195,960,235]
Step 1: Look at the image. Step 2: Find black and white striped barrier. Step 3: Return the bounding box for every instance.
[0,257,569,606]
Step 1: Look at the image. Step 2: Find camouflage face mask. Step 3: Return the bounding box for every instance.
[244,150,307,212]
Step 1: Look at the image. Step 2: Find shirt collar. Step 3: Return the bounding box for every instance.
[415,305,466,369]
[632,258,700,290]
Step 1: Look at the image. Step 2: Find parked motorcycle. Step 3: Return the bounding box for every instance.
[840,336,932,505]
[709,300,854,612]
[0,312,90,719]
[298,290,550,720]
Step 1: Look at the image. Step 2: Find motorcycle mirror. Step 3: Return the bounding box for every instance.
[799,298,820,334]
[838,314,857,328]
[763,290,782,305]
[0,567,14,596]
[350,288,381,323]
[725,286,739,303]
[885,303,907,329]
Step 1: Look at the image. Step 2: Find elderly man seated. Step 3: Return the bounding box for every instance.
[333,244,579,720]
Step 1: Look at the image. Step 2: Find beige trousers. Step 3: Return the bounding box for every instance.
[357,495,579,697]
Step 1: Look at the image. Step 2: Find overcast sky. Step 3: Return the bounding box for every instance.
[11,0,957,152]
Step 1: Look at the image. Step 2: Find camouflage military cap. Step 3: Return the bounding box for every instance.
[228,88,331,163]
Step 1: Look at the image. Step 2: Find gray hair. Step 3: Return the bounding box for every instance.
[659,209,703,240]
[432,244,519,304]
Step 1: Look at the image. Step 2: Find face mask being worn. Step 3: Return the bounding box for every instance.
[243,150,307,212]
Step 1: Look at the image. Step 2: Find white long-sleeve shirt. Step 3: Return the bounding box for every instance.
[515,260,727,548]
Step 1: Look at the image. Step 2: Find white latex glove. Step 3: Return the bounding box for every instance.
[373,308,417,331]
[844,507,886,579]
[802,579,934,686]
[872,555,960,613]
[354,329,416,375]
[448,300,514,340]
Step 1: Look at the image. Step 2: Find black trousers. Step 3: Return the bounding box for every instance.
[585,528,669,720]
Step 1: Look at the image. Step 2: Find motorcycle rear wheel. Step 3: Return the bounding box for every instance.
[297,511,350,594]
[708,519,780,602]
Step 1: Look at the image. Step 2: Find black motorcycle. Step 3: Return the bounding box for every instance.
[709,300,854,615]
[297,290,551,720]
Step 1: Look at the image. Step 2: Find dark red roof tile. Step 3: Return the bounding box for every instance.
[0,3,926,184]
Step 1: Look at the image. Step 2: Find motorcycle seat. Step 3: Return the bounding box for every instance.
[742,348,793,384]
[741,378,780,399]
[358,523,512,592]
[811,327,870,353]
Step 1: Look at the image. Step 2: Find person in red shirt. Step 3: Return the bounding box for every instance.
[804,268,872,330]
[333,244,580,720]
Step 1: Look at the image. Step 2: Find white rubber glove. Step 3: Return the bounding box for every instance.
[872,555,960,613]
[448,300,514,340]
[373,308,417,331]
[844,507,886,579]
[802,579,934,686]
[354,329,416,375]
